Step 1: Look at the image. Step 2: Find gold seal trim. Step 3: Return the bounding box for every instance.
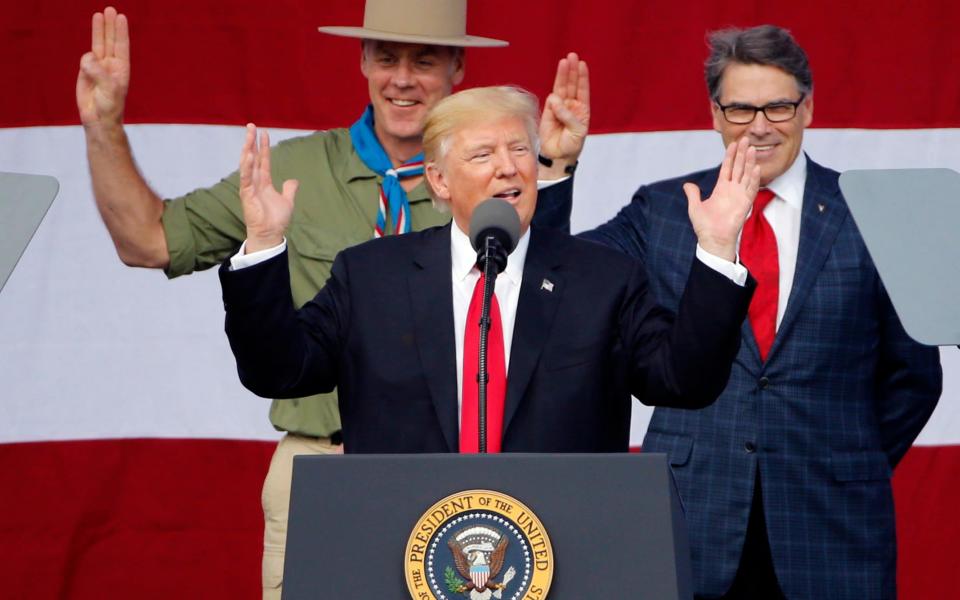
[405,489,554,600]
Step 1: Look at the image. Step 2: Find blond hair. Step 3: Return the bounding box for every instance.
[422,86,540,206]
[423,86,540,163]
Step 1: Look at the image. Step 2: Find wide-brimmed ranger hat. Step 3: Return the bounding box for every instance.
[319,0,508,48]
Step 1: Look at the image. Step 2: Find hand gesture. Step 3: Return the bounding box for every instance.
[77,7,130,128]
[686,138,760,262]
[239,125,299,253]
[538,52,591,174]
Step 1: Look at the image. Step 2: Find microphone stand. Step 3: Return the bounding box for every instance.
[476,234,506,454]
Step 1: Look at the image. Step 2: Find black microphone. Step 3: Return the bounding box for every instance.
[467,198,520,453]
[469,197,521,273]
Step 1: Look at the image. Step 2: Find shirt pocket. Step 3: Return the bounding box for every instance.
[289,222,352,262]
[286,223,362,306]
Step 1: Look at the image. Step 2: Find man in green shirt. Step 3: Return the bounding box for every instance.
[76,2,588,598]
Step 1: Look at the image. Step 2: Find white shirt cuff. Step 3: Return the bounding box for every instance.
[229,239,287,271]
[695,244,748,287]
[536,175,571,190]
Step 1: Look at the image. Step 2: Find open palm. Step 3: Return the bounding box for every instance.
[539,52,590,162]
[239,125,299,253]
[76,7,130,126]
[685,138,760,261]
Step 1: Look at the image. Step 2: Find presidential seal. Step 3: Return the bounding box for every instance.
[405,490,553,600]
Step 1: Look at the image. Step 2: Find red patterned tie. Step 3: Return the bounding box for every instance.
[740,189,779,361]
[460,273,506,453]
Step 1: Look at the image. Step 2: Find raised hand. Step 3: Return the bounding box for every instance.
[238,125,299,253]
[77,7,130,128]
[685,137,760,262]
[538,52,591,176]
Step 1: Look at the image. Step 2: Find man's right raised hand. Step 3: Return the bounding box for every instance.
[76,7,170,270]
[77,7,130,129]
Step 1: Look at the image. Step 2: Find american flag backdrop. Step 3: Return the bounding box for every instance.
[1,2,959,598]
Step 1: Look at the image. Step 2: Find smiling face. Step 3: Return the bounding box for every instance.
[360,41,465,154]
[425,115,538,236]
[711,63,814,185]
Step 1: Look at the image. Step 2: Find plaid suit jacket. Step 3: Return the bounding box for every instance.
[582,156,942,599]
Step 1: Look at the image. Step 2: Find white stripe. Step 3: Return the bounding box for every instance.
[1,125,958,444]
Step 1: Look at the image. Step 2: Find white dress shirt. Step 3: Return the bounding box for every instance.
[450,223,529,422]
[754,153,807,329]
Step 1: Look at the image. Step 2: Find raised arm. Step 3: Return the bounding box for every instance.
[629,138,759,408]
[77,7,169,268]
[221,124,344,399]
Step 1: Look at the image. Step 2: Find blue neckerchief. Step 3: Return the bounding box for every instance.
[349,105,423,235]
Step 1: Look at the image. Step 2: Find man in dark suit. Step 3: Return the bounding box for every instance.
[581,25,943,600]
[220,85,758,454]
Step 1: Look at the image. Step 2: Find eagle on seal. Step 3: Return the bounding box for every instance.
[448,530,510,595]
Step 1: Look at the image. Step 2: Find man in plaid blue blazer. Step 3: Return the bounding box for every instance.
[582,25,942,600]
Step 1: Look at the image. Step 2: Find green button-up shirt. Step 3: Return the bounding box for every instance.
[161,128,451,437]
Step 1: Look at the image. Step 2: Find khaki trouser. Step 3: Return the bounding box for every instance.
[262,433,343,600]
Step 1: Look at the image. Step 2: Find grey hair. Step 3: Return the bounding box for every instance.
[705,25,813,101]
[360,39,464,63]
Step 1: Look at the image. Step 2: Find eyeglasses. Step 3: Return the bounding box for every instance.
[715,94,806,124]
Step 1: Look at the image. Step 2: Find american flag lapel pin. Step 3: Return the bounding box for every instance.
[540,278,554,292]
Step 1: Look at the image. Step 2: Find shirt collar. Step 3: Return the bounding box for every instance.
[765,152,807,210]
[341,129,432,204]
[451,220,530,285]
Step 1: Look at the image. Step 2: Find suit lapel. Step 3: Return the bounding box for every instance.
[768,159,848,360]
[408,225,459,451]
[503,228,565,433]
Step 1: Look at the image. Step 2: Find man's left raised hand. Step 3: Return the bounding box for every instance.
[538,52,590,180]
[238,124,299,253]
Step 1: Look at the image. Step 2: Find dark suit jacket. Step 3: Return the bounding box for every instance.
[221,224,753,453]
[581,156,943,600]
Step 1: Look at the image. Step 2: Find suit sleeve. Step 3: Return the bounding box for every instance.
[531,175,573,233]
[577,185,650,261]
[219,249,348,399]
[623,257,754,409]
[874,285,943,468]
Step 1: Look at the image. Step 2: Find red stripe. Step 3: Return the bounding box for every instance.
[6,1,960,130]
[893,445,960,598]
[0,439,273,599]
[0,440,957,598]
[375,188,388,238]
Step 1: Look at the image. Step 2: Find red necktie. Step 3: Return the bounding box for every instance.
[460,273,506,453]
[740,189,779,361]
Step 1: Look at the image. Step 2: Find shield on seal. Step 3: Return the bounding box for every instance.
[470,563,490,589]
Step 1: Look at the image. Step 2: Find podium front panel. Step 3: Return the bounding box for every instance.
[285,453,691,599]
